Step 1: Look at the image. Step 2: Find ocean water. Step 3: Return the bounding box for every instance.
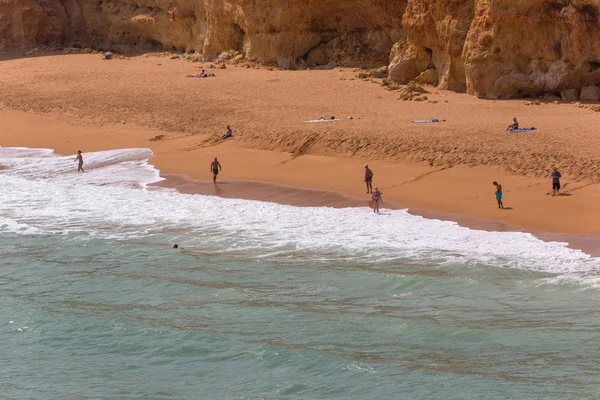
[2,148,600,400]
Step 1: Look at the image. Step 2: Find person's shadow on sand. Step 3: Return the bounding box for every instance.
[502,207,514,210]
[545,192,573,196]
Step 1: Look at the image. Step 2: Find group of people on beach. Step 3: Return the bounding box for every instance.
[365,163,562,213]
[72,121,564,214]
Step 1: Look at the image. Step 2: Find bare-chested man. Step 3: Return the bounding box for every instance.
[210,157,222,183]
[493,181,504,209]
[74,150,84,172]
[364,164,373,194]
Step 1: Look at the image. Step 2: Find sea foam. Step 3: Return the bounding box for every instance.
[0,147,597,274]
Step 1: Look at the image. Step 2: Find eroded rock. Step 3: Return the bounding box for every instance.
[390,0,600,98]
[388,40,432,84]
[418,68,438,85]
[561,89,579,102]
[463,0,600,98]
[397,81,429,101]
[580,85,600,101]
[0,0,406,70]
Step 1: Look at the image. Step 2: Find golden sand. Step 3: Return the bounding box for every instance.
[1,52,600,240]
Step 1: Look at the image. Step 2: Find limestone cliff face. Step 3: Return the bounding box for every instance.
[390,0,600,98]
[3,0,600,98]
[0,0,406,69]
[389,0,474,92]
[463,0,600,98]
[0,0,68,49]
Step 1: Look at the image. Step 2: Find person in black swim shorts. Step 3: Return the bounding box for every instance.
[364,164,373,194]
[551,167,562,196]
[210,157,222,184]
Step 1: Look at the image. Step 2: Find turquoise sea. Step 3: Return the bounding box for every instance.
[2,147,600,399]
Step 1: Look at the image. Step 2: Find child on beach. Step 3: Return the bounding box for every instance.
[493,181,504,209]
[74,150,84,172]
[372,187,383,214]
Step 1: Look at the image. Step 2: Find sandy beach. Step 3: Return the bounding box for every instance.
[1,51,600,242]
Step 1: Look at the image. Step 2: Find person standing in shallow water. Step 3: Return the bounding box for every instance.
[74,150,84,172]
[210,157,222,184]
[364,164,374,194]
[372,187,383,214]
[493,181,504,209]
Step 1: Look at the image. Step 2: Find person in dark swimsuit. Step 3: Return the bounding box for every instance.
[74,150,84,172]
[220,125,233,141]
[364,164,373,194]
[507,117,519,131]
[210,157,222,183]
[551,167,562,196]
[372,187,383,214]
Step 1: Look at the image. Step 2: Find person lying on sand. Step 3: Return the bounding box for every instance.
[74,150,84,172]
[319,116,336,120]
[220,125,233,141]
[372,187,383,214]
[506,117,519,131]
[187,69,215,78]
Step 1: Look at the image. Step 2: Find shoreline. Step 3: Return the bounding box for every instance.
[1,51,600,255]
[2,107,600,245]
[153,174,600,257]
[2,106,600,257]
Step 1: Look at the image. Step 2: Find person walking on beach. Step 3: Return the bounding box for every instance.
[364,164,374,194]
[551,167,562,196]
[74,150,84,172]
[493,181,504,209]
[372,187,383,214]
[210,157,222,184]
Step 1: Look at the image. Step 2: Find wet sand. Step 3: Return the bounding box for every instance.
[1,51,600,256]
[153,174,371,209]
[153,174,600,257]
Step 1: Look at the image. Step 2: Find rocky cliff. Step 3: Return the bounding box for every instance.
[391,0,600,99]
[0,0,406,69]
[463,0,600,98]
[2,0,600,98]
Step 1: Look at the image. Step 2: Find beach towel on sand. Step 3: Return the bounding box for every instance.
[509,127,536,133]
[304,119,340,123]
[412,118,442,123]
